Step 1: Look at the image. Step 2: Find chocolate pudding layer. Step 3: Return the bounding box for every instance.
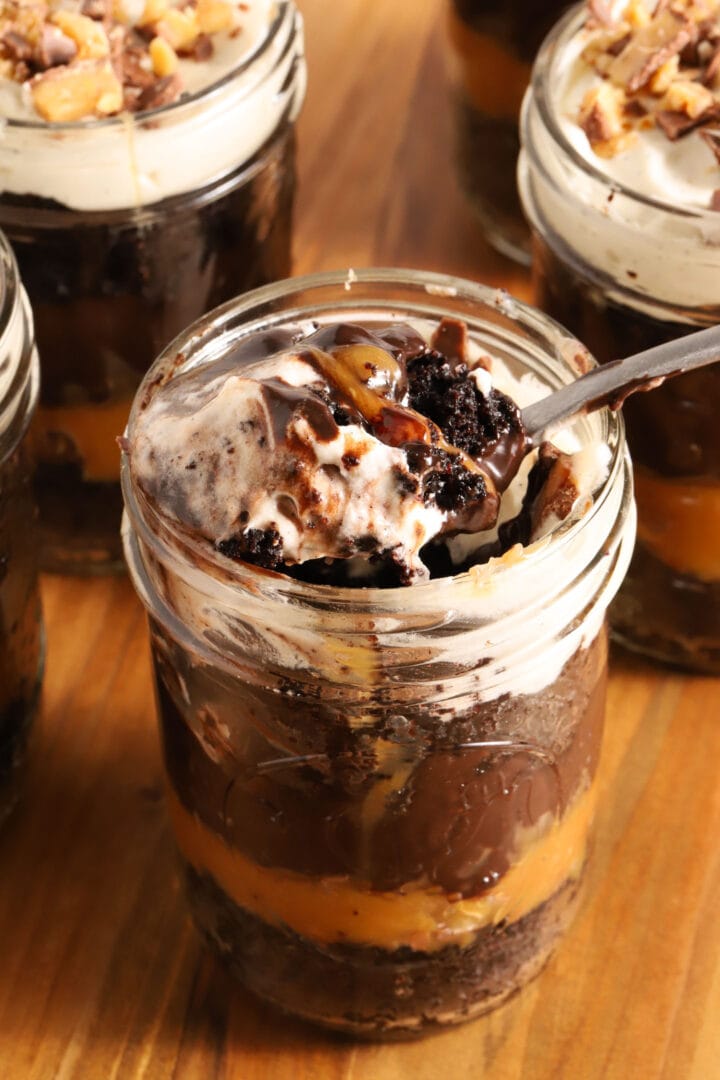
[0,442,43,822]
[3,128,296,572]
[449,0,568,262]
[156,628,605,1034]
[534,233,720,671]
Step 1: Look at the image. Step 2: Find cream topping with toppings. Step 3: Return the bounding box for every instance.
[0,0,304,211]
[0,0,271,120]
[562,0,720,209]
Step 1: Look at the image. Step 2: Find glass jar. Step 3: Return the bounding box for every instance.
[0,0,306,574]
[447,0,570,263]
[519,6,720,673]
[0,232,43,825]
[121,269,635,1036]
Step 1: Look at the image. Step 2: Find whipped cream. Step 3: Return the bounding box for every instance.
[520,2,720,311]
[0,0,306,211]
[129,317,611,585]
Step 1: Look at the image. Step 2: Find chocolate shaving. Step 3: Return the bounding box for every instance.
[608,10,692,94]
[36,25,78,70]
[81,0,112,20]
[181,32,213,61]
[137,73,183,111]
[623,98,647,118]
[710,188,720,210]
[1,30,32,63]
[607,32,631,58]
[656,105,720,140]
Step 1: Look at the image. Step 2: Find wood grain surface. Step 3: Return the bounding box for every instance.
[2,1,719,1077]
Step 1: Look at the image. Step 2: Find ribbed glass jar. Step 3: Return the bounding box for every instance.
[0,231,43,825]
[519,6,720,672]
[122,269,635,1036]
[0,0,306,574]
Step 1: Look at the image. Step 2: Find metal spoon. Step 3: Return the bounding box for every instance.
[521,323,720,446]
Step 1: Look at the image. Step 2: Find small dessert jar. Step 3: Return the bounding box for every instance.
[0,0,305,574]
[0,232,44,825]
[520,6,720,673]
[447,0,569,263]
[121,270,635,1037]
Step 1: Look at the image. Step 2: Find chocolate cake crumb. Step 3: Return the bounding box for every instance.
[216,527,284,570]
[421,450,488,513]
[407,351,523,460]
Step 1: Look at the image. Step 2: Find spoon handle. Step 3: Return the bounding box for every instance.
[522,323,720,444]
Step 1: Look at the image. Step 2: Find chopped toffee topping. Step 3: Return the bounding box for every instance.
[577,0,720,203]
[0,0,249,120]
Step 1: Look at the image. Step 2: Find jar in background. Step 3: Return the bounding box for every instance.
[0,0,305,574]
[0,233,43,825]
[447,0,569,263]
[122,270,634,1036]
[520,7,720,673]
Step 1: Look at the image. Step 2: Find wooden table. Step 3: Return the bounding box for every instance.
[3,2,720,1077]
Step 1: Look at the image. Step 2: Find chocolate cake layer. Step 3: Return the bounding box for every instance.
[156,628,606,895]
[0,126,296,571]
[184,864,583,1036]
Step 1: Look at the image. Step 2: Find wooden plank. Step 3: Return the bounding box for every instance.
[1,1,717,1077]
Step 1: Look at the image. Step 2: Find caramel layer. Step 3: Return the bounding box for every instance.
[634,466,720,582]
[168,784,595,952]
[32,397,133,483]
[448,10,530,121]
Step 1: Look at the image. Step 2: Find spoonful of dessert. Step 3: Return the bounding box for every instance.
[523,323,720,446]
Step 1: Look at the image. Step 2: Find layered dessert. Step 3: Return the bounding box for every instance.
[448,0,569,261]
[0,0,305,571]
[123,285,634,1035]
[0,239,43,824]
[520,0,720,670]
[0,441,43,823]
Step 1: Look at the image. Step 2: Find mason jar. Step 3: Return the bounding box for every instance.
[0,0,305,574]
[519,6,720,673]
[0,232,43,825]
[447,0,570,263]
[121,269,635,1036]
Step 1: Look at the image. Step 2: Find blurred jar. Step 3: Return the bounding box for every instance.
[0,0,306,574]
[448,0,570,263]
[0,232,43,825]
[520,6,720,672]
[122,270,635,1036]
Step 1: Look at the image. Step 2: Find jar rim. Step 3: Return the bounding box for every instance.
[3,0,291,134]
[121,267,631,609]
[528,5,720,223]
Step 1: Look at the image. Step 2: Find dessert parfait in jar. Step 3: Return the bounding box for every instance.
[0,0,305,572]
[521,0,720,671]
[0,231,43,824]
[447,0,570,262]
[121,269,635,1036]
